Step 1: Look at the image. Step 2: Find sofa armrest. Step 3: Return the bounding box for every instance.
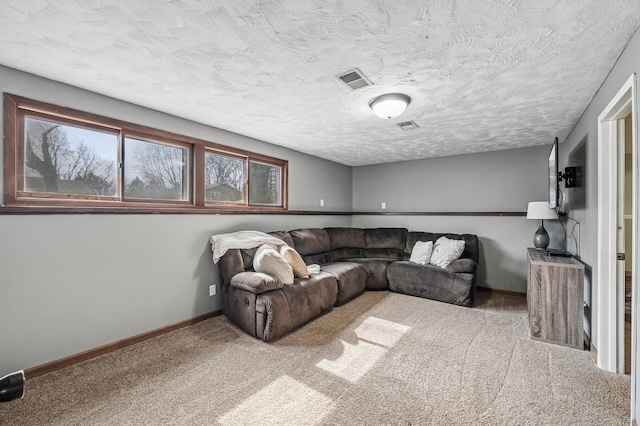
[445,258,477,274]
[230,272,283,294]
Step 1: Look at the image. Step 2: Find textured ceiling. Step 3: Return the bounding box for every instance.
[1,1,640,166]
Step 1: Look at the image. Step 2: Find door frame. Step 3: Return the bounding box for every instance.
[596,73,637,416]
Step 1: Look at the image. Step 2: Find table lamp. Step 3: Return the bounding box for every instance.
[527,201,558,249]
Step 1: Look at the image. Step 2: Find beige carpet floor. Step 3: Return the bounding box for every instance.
[0,291,631,425]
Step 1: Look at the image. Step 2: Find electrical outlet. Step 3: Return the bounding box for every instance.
[209,284,216,296]
[320,199,324,207]
[381,202,386,209]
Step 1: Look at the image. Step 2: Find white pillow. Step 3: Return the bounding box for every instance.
[409,241,433,265]
[253,244,294,285]
[430,237,465,269]
[279,245,309,278]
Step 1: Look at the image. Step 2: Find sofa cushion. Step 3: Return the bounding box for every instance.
[364,228,407,250]
[241,247,258,270]
[303,252,333,265]
[290,228,331,255]
[255,272,338,341]
[320,262,368,305]
[253,244,294,285]
[455,234,479,263]
[342,257,393,290]
[387,261,475,307]
[325,227,366,249]
[268,230,295,247]
[330,247,365,261]
[445,258,478,274]
[280,245,309,278]
[366,248,403,260]
[230,272,283,294]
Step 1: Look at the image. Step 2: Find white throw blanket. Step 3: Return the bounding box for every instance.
[210,230,286,263]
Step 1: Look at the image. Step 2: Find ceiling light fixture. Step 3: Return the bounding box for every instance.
[369,93,411,119]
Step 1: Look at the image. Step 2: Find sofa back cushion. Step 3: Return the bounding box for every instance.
[326,227,366,261]
[326,227,366,249]
[241,247,258,270]
[456,234,479,263]
[268,230,295,247]
[405,232,479,263]
[331,247,366,261]
[290,228,332,265]
[364,228,407,250]
[365,248,404,259]
[218,248,246,285]
[361,228,407,260]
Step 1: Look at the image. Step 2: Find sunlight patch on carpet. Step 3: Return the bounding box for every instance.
[316,316,410,383]
[355,316,411,347]
[218,375,334,426]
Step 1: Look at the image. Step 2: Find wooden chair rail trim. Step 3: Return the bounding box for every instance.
[0,206,525,216]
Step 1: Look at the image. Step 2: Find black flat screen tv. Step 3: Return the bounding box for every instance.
[549,137,559,209]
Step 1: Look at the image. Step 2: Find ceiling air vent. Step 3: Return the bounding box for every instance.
[337,68,372,90]
[398,120,419,131]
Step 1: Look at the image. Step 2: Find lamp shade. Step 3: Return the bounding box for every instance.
[370,93,411,119]
[526,201,558,220]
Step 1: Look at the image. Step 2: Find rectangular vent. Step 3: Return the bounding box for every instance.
[398,120,419,131]
[337,68,372,91]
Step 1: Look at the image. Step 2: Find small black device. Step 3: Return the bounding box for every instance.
[546,248,573,258]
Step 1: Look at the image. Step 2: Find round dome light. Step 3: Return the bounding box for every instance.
[369,93,411,119]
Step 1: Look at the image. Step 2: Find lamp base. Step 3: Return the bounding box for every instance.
[533,225,550,250]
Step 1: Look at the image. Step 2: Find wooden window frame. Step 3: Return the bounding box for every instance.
[3,94,288,213]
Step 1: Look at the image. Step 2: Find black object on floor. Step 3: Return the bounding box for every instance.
[0,371,25,402]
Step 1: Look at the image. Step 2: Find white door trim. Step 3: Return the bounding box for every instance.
[596,74,636,374]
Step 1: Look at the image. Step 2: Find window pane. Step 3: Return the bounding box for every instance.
[124,137,188,200]
[205,152,245,202]
[249,161,281,205]
[24,117,118,197]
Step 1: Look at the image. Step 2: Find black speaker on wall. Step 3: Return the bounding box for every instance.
[559,166,579,188]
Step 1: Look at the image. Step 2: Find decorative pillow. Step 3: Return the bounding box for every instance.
[409,240,433,265]
[279,245,309,278]
[253,244,294,285]
[430,237,465,269]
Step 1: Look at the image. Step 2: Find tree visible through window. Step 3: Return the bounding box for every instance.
[124,137,188,200]
[205,152,245,202]
[4,94,287,212]
[24,117,118,197]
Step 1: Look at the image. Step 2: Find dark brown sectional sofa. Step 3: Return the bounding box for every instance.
[216,227,479,341]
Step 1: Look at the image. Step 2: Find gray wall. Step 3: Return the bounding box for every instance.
[352,145,558,292]
[558,25,640,347]
[0,65,352,376]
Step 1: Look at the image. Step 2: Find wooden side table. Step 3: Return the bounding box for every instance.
[527,248,585,349]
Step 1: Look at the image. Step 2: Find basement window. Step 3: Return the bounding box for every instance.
[204,151,246,204]
[249,160,282,206]
[3,94,288,213]
[123,136,190,202]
